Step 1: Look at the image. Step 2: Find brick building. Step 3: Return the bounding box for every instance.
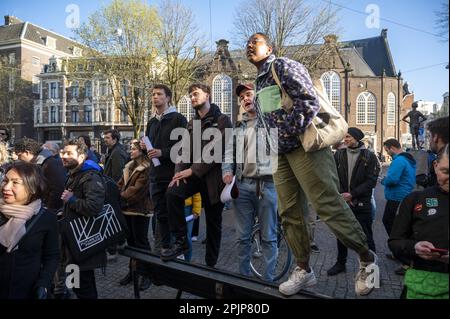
[0,15,84,141]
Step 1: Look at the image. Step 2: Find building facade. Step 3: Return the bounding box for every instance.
[0,15,85,141]
[34,56,138,149]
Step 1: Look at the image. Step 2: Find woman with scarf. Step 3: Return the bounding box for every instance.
[0,162,59,299]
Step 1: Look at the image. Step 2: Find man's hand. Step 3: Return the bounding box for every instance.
[61,189,74,203]
[169,169,193,188]
[414,241,442,261]
[148,149,162,159]
[223,174,234,185]
[341,192,352,202]
[139,139,147,151]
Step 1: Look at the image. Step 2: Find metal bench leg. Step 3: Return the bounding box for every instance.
[131,259,140,299]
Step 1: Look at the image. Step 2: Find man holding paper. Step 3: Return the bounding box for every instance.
[141,84,187,255]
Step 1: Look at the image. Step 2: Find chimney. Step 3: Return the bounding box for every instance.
[4,15,23,26]
[381,28,388,38]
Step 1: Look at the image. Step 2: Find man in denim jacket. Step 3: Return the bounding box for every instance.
[222,83,278,281]
[246,32,377,296]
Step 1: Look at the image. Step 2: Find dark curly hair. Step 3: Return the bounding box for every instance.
[13,138,42,156]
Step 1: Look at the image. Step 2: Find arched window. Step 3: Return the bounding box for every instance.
[178,95,196,121]
[387,92,396,125]
[356,92,376,125]
[321,71,341,112]
[212,74,232,118]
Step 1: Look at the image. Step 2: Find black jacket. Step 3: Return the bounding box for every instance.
[63,161,106,271]
[334,146,380,213]
[176,104,233,205]
[146,110,187,184]
[104,143,129,183]
[388,186,449,274]
[0,208,59,299]
[34,149,66,213]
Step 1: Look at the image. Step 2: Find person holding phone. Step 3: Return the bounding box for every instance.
[389,144,449,299]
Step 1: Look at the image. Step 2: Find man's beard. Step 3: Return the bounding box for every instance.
[62,158,79,170]
[192,101,205,110]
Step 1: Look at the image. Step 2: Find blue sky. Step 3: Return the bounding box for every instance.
[1,0,448,103]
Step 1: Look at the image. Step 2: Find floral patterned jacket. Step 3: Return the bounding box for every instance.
[254,54,320,154]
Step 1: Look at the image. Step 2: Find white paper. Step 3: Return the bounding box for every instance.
[142,136,161,167]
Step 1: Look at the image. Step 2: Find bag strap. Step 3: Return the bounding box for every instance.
[10,208,44,251]
[271,61,286,97]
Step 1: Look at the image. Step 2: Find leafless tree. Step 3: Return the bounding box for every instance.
[156,0,208,105]
[435,1,449,42]
[233,0,341,68]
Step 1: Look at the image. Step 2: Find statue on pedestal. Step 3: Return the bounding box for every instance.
[402,102,427,150]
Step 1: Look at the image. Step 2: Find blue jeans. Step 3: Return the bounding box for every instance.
[184,206,194,261]
[233,179,278,281]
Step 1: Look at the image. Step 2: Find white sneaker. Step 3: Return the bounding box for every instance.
[191,236,198,242]
[279,267,317,296]
[355,251,379,296]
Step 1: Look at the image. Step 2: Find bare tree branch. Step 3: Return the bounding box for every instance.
[233,0,341,67]
[156,0,208,105]
[435,1,449,42]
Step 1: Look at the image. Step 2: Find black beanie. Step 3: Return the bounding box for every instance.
[347,127,364,142]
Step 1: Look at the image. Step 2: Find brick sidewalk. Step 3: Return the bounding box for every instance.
[95,183,404,299]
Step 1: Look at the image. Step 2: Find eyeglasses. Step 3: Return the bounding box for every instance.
[246,38,266,46]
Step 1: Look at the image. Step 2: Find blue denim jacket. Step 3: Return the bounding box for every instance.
[222,113,272,180]
[254,55,320,154]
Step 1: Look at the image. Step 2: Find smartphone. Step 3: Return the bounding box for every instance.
[430,247,449,255]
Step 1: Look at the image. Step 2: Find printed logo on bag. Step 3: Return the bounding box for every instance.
[425,198,439,208]
[70,204,122,252]
[427,208,437,216]
[414,204,423,214]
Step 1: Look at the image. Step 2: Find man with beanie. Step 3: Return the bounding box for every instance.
[327,128,380,275]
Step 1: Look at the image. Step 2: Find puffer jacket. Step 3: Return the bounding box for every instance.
[382,153,416,201]
[63,160,106,271]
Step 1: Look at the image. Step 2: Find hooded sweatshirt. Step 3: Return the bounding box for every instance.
[382,152,417,201]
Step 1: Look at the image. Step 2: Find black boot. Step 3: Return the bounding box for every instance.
[327,262,346,276]
[160,237,189,262]
[139,276,152,291]
[119,271,132,286]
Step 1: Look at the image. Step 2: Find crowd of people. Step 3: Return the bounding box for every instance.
[0,32,448,300]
